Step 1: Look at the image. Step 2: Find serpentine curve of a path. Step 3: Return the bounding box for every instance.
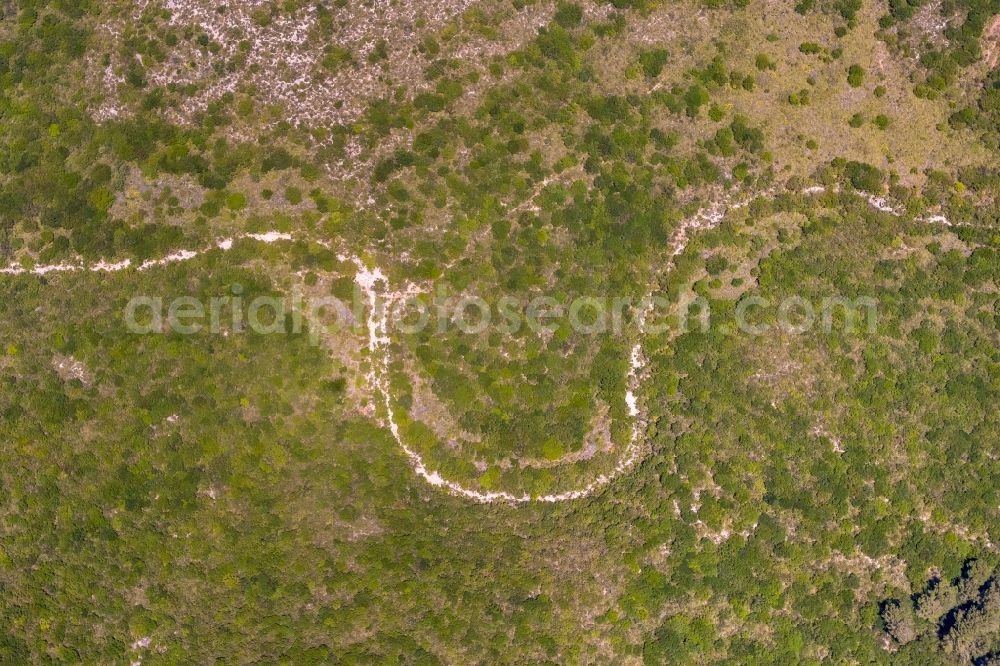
[0,189,957,504]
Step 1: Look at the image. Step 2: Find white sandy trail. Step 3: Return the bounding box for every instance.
[345,254,615,503]
[0,232,294,276]
[0,189,959,504]
[0,227,680,504]
[339,187,963,504]
[341,197,738,504]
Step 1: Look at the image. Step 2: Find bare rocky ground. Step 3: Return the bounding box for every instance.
[908,0,954,53]
[89,0,587,204]
[93,0,561,133]
[986,13,1000,68]
[98,0,473,126]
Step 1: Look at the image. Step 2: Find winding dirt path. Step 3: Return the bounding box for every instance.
[0,188,963,504]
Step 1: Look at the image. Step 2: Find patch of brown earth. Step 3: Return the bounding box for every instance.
[985,14,1000,69]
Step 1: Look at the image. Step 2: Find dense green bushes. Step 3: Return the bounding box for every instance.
[879,0,1000,97]
[883,560,1000,662]
[1,0,1000,662]
[950,65,1000,149]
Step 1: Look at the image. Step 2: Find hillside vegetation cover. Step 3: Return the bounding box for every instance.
[1,0,1000,663]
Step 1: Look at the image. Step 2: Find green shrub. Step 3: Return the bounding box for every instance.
[285,187,303,204]
[847,64,865,87]
[226,192,247,210]
[639,48,670,78]
[554,2,583,28]
[843,160,884,191]
[755,54,777,71]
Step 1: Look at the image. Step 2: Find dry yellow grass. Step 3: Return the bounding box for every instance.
[587,0,992,187]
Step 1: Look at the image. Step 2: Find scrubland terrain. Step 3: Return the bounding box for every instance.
[2,0,1000,662]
